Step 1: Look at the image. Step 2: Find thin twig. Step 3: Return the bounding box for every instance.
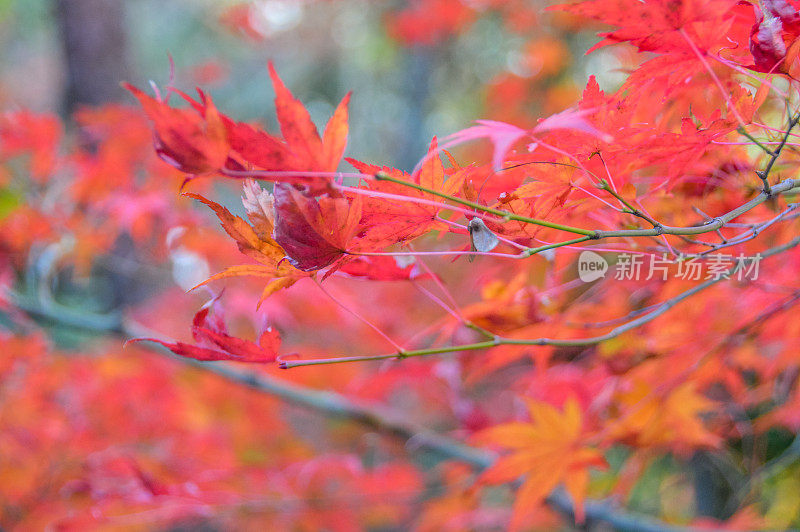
[755,111,800,195]
[736,127,776,156]
[598,179,663,229]
[355,172,799,241]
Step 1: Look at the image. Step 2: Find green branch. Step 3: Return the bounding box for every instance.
[373,171,597,236]
[522,236,594,256]
[597,180,662,229]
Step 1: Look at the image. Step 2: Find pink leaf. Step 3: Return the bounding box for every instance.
[532,107,612,142]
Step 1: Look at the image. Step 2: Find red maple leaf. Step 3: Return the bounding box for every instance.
[126,62,351,192]
[122,83,229,175]
[347,138,468,250]
[273,183,362,271]
[128,300,280,363]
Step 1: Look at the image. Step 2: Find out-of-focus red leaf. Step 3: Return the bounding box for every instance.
[219,3,267,41]
[386,0,476,46]
[0,110,62,181]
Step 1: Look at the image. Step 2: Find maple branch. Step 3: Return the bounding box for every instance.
[522,236,594,256]
[664,205,799,256]
[754,111,800,195]
[345,173,797,245]
[595,178,799,238]
[281,273,720,367]
[192,361,495,463]
[372,171,597,236]
[349,236,595,260]
[368,171,797,241]
[281,235,800,368]
[690,205,799,258]
[598,179,663,229]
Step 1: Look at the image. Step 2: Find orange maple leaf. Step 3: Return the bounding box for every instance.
[475,397,606,528]
[185,188,311,303]
[605,380,721,452]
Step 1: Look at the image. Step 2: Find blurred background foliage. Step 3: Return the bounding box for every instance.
[4,2,738,528]
[4,2,800,530]
[0,0,625,170]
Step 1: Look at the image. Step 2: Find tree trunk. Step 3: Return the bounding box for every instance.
[55,0,131,113]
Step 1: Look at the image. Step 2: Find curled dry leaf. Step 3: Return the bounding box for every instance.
[467,218,500,261]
